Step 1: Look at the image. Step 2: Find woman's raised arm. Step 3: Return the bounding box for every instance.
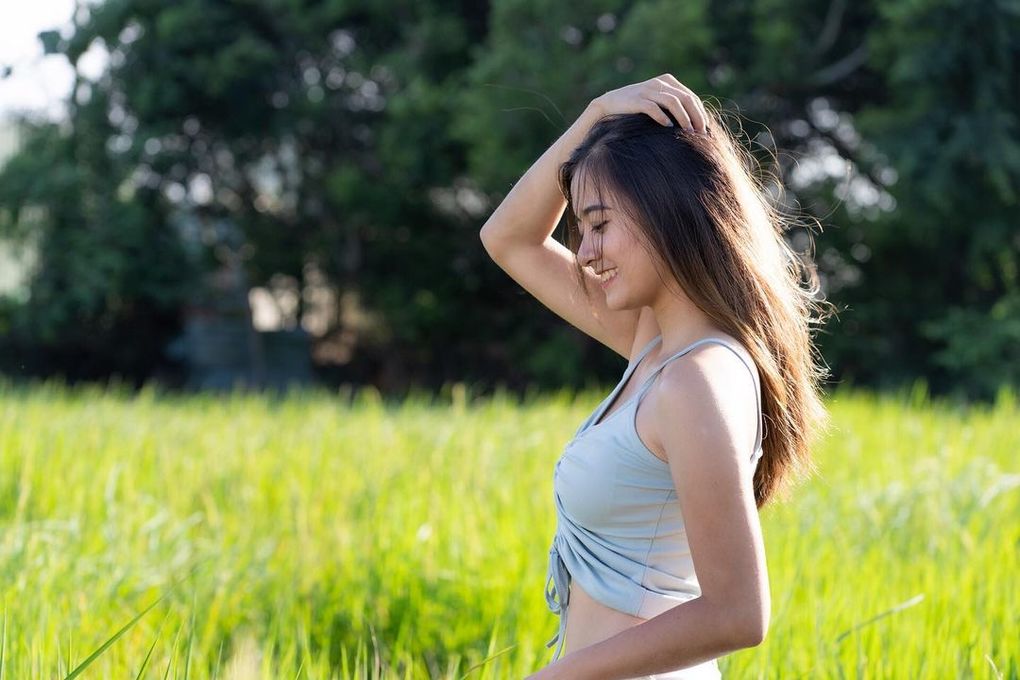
[479,75,707,359]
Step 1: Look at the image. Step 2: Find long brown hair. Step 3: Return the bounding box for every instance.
[558,105,834,508]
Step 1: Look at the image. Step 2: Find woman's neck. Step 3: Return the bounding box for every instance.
[649,290,727,359]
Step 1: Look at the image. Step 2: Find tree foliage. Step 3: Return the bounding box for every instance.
[0,0,1017,399]
[0,83,193,381]
[457,0,1020,399]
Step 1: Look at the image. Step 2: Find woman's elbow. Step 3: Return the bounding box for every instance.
[709,593,769,650]
[705,586,770,650]
[728,606,769,649]
[738,619,768,649]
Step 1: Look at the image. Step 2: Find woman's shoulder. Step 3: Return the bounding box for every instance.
[649,335,760,453]
[688,332,760,388]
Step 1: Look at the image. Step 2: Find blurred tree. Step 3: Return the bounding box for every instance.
[0,0,1017,399]
[840,0,1020,399]
[0,83,193,382]
[1,0,494,388]
[84,0,495,389]
[457,0,1020,399]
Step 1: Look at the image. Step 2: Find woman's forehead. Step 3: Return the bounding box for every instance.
[570,170,613,213]
[570,165,597,198]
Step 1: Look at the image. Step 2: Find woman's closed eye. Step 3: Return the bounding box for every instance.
[577,221,605,239]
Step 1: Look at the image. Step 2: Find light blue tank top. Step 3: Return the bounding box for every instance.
[545,334,764,661]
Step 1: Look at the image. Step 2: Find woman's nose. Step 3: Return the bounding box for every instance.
[577,233,597,268]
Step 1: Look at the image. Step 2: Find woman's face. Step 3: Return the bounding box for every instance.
[571,171,663,310]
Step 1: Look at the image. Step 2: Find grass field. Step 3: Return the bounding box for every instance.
[0,378,1017,678]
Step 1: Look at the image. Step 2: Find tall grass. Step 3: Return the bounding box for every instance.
[0,378,1016,678]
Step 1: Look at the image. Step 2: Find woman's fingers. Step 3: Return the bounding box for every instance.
[656,75,707,132]
[652,89,694,130]
[597,75,708,132]
[642,100,675,127]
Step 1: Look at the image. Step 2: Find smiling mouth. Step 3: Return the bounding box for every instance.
[599,268,618,286]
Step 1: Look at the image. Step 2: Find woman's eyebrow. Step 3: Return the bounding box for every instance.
[574,203,611,223]
[580,204,610,216]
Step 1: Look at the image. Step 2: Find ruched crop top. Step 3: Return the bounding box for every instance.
[544,334,764,661]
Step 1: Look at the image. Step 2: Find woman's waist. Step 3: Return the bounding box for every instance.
[562,578,647,656]
[563,580,719,679]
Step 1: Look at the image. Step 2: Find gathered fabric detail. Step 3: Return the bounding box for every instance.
[543,542,571,659]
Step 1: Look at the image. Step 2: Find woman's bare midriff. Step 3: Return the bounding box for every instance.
[560,581,722,679]
[561,578,647,655]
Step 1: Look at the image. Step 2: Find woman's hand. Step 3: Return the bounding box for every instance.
[591,74,709,133]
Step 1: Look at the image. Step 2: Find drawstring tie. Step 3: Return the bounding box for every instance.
[544,542,570,660]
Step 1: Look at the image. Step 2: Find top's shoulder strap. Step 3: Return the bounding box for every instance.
[629,334,663,368]
[636,337,763,452]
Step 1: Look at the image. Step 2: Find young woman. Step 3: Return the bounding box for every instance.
[479,74,831,679]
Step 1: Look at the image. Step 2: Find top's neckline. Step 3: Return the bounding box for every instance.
[580,334,663,434]
[579,332,762,454]
[577,334,755,438]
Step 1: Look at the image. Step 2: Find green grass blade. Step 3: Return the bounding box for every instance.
[162,624,183,680]
[183,604,195,680]
[213,638,225,679]
[134,611,171,680]
[132,630,161,680]
[62,564,199,680]
[457,644,517,680]
[62,595,165,680]
[1,601,7,680]
[834,593,926,644]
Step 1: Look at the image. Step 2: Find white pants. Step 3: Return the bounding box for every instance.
[628,657,722,679]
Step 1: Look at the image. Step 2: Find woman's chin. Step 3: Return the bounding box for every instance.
[603,286,625,308]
